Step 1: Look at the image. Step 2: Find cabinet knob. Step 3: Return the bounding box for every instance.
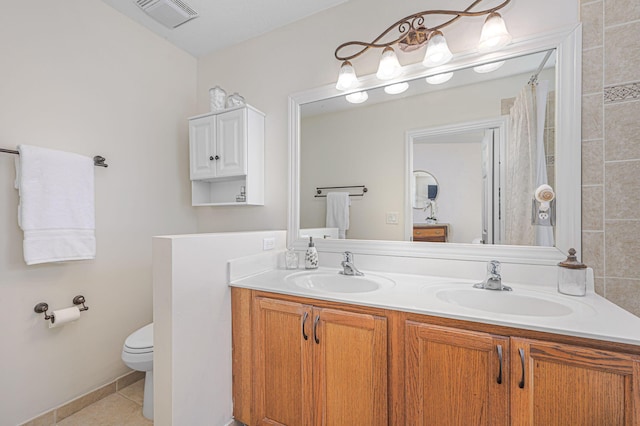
[215,155,220,160]
[209,156,214,161]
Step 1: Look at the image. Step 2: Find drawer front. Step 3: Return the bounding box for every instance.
[413,228,445,238]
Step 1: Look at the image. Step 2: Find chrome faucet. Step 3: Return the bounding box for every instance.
[340,251,364,276]
[473,260,512,291]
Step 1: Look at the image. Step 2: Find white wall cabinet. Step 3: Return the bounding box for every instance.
[188,105,264,206]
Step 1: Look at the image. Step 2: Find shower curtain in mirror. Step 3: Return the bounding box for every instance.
[505,80,553,246]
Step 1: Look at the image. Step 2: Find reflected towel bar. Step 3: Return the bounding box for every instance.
[0,147,108,167]
[315,185,368,197]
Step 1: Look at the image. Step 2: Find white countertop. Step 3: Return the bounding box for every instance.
[230,267,640,347]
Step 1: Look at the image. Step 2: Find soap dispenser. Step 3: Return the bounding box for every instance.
[305,237,318,269]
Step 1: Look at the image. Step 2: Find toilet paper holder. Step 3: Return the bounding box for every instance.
[34,295,89,324]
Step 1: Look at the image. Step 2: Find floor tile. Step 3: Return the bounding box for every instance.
[119,379,145,406]
[56,394,152,426]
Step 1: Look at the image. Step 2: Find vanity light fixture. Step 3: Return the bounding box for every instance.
[384,82,410,95]
[345,91,369,104]
[336,61,358,90]
[376,47,403,80]
[477,12,512,52]
[426,72,454,85]
[422,31,453,67]
[334,0,511,90]
[473,60,506,73]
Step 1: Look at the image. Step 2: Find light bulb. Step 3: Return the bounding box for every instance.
[478,12,512,52]
[376,47,402,80]
[384,82,409,95]
[336,61,358,91]
[345,91,368,104]
[426,72,453,85]
[422,31,453,67]
[473,60,506,73]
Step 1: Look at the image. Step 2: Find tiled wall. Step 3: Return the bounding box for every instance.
[581,0,640,315]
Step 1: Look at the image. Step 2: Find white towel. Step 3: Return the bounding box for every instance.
[15,144,96,265]
[326,192,350,239]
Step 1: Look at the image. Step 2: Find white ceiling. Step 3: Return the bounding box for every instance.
[101,0,347,57]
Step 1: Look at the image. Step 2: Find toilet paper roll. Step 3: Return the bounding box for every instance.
[49,306,81,328]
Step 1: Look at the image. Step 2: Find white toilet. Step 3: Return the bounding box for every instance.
[121,323,154,420]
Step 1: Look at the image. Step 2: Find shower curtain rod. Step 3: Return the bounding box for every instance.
[528,50,554,85]
[0,147,108,167]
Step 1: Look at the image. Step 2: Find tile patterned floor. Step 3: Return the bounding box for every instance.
[56,380,152,426]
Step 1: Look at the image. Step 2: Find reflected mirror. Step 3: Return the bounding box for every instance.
[413,170,438,208]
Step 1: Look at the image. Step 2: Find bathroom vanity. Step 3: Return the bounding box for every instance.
[230,267,640,426]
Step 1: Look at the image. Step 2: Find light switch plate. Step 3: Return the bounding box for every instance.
[263,237,275,250]
[386,212,399,224]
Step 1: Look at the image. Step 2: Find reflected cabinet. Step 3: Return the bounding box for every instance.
[413,224,448,242]
[232,288,640,425]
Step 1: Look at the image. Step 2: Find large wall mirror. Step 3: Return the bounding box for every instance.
[289,25,581,263]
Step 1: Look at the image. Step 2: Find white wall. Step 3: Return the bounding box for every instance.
[0,1,198,424]
[153,231,287,426]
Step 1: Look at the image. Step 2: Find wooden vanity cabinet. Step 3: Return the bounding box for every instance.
[403,318,640,425]
[233,288,640,425]
[405,322,509,425]
[510,338,640,425]
[233,289,388,426]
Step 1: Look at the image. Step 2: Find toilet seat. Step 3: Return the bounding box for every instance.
[123,323,153,354]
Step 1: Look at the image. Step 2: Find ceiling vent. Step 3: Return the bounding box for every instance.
[135,0,199,28]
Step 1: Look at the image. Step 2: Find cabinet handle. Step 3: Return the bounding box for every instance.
[313,315,320,344]
[518,348,525,389]
[301,311,308,341]
[214,155,220,160]
[496,345,503,384]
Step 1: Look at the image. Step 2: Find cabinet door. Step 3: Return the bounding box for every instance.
[312,307,387,426]
[188,116,216,180]
[253,297,314,426]
[405,322,509,425]
[216,108,246,177]
[511,338,640,426]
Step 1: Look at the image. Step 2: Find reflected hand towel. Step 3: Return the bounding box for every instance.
[326,192,350,239]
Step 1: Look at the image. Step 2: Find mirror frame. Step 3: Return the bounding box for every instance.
[288,24,582,265]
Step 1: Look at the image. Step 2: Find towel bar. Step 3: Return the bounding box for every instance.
[315,185,368,198]
[0,147,108,168]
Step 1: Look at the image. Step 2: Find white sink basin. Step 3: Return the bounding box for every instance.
[431,286,593,317]
[285,271,395,294]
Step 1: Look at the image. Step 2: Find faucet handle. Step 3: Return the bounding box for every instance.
[488,260,501,277]
[343,251,354,263]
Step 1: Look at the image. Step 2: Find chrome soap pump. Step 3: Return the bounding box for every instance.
[305,237,318,269]
[558,248,587,296]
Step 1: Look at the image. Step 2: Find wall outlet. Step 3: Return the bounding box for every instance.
[386,212,399,224]
[262,237,275,251]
